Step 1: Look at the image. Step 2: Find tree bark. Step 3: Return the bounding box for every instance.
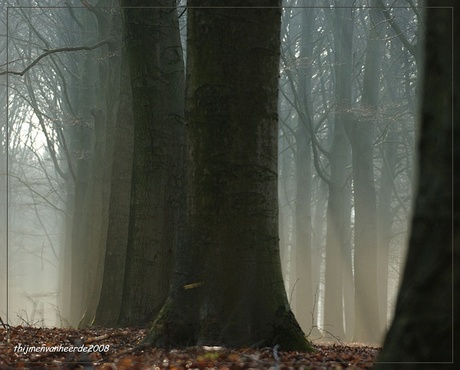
[144,0,311,351]
[117,0,186,327]
[375,2,458,366]
[77,0,123,327]
[69,10,100,324]
[93,40,134,327]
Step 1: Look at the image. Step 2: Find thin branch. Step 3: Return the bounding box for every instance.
[24,73,73,182]
[7,173,67,216]
[0,40,109,76]
[279,79,332,185]
[376,0,418,59]
[178,6,187,19]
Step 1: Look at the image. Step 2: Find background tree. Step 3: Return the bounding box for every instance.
[1,0,187,329]
[72,0,124,327]
[0,0,7,320]
[2,2,93,326]
[350,2,385,343]
[375,1,458,365]
[322,3,354,341]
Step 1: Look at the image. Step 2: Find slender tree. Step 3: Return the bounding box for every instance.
[0,11,7,319]
[68,6,103,325]
[294,6,315,334]
[322,4,354,340]
[350,4,385,343]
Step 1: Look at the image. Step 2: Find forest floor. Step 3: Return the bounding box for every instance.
[0,326,380,369]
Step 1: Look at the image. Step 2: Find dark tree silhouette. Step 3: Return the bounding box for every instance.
[117,0,186,327]
[143,0,311,351]
[375,1,458,366]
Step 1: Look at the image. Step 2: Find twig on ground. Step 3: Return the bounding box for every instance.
[0,316,9,330]
[84,331,128,345]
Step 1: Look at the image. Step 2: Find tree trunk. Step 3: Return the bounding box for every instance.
[144,0,311,351]
[93,40,134,327]
[350,4,384,344]
[78,1,123,327]
[117,0,186,327]
[295,121,313,332]
[375,2,458,366]
[294,6,316,335]
[322,5,354,341]
[376,128,397,331]
[69,22,99,324]
[0,90,6,320]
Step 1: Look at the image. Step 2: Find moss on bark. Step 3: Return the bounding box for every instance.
[143,297,194,349]
[145,299,312,351]
[266,306,313,351]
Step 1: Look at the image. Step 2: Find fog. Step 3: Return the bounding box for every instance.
[0,0,419,345]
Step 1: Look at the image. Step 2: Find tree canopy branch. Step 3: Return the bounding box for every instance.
[0,40,109,76]
[376,0,418,59]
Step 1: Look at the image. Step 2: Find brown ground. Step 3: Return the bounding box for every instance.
[0,326,379,369]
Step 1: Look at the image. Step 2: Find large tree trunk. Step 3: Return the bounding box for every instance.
[58,7,88,324]
[375,2,458,366]
[144,0,311,351]
[93,40,134,327]
[77,1,123,327]
[117,0,186,327]
[66,1,122,326]
[69,13,100,324]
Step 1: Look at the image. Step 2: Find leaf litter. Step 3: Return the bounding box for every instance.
[0,326,379,369]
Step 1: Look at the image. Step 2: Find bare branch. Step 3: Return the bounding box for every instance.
[376,0,418,59]
[7,173,67,216]
[0,40,109,76]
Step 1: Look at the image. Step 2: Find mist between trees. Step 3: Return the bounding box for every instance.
[0,0,451,353]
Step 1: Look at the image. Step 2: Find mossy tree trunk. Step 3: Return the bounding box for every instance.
[374,1,458,366]
[144,0,311,351]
